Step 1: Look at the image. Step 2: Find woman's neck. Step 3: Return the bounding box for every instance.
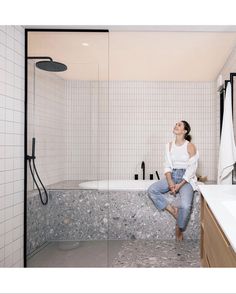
[175,135,185,146]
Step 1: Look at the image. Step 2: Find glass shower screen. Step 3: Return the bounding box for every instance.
[26,31,109,267]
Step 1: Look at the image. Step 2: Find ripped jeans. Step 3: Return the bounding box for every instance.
[147,169,194,231]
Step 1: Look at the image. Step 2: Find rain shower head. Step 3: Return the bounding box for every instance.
[36,60,67,72]
[27,56,67,72]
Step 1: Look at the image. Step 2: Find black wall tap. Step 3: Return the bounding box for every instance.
[141,161,145,180]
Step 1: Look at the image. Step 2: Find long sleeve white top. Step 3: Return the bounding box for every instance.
[163,142,200,191]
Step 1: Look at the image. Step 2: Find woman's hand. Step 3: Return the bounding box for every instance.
[169,187,176,196]
[165,172,176,196]
[173,180,187,193]
[173,183,181,193]
[168,182,176,196]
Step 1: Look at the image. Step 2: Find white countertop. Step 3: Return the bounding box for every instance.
[199,185,236,253]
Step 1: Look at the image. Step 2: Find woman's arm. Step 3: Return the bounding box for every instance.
[165,172,175,187]
[187,142,197,157]
[182,142,198,182]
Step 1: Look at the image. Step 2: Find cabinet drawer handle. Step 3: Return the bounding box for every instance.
[205,203,231,248]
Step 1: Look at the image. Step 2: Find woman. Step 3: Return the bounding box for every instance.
[148,120,199,241]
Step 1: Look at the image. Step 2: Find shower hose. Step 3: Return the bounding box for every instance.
[27,137,49,205]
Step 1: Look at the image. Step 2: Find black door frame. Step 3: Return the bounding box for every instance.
[24,28,109,267]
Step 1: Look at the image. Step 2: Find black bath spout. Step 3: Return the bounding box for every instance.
[156,171,160,180]
[141,161,145,180]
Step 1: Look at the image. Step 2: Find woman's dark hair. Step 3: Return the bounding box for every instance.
[181,120,192,142]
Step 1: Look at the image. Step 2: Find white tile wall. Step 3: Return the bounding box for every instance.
[27,72,106,185]
[67,81,92,180]
[27,62,67,188]
[108,81,217,181]
[28,75,105,184]
[0,25,24,267]
[66,80,108,180]
[67,80,216,181]
[66,80,109,181]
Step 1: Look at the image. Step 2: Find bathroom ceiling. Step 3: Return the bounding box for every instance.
[28,31,236,81]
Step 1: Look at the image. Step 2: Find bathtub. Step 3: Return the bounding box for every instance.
[78,179,204,191]
[79,180,157,191]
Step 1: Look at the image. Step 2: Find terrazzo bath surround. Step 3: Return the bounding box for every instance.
[27,181,200,256]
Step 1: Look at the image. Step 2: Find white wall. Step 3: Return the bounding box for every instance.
[0,26,24,267]
[66,80,100,180]
[108,81,217,181]
[67,80,217,182]
[66,80,109,181]
[27,75,108,185]
[27,62,67,189]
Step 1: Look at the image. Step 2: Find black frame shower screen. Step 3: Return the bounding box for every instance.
[24,28,109,267]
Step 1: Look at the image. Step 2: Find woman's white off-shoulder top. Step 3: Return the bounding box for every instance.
[163,140,199,191]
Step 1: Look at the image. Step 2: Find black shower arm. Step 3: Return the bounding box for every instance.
[27,56,53,61]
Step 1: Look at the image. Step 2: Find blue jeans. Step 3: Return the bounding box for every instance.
[147,169,194,231]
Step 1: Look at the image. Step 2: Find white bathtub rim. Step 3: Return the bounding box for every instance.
[78,179,204,191]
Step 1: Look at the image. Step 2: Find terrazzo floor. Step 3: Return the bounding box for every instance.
[27,239,200,267]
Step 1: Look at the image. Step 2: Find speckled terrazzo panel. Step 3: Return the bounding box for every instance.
[27,190,109,255]
[27,189,200,256]
[111,239,200,267]
[48,190,109,241]
[27,191,53,256]
[108,191,200,240]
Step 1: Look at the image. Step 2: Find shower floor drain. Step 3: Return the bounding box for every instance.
[57,241,81,251]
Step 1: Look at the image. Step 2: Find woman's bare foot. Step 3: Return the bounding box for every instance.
[175,225,183,241]
[172,206,178,219]
[166,205,178,219]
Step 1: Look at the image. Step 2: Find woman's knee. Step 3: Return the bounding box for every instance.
[147,182,161,196]
[179,182,194,194]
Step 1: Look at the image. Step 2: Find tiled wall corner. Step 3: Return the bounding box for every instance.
[0,25,24,267]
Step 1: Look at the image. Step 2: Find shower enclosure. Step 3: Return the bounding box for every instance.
[25,30,110,266]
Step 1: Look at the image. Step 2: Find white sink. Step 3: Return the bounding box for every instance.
[220,186,236,195]
[222,200,236,220]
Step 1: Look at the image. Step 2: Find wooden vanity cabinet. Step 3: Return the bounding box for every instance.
[201,195,236,267]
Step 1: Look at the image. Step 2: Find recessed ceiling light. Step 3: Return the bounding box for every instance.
[82,42,89,46]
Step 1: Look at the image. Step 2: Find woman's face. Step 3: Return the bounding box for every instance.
[173,121,186,136]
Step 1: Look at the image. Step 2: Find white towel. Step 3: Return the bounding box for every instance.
[217,82,236,184]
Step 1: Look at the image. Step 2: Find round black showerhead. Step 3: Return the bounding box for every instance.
[36,60,67,72]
